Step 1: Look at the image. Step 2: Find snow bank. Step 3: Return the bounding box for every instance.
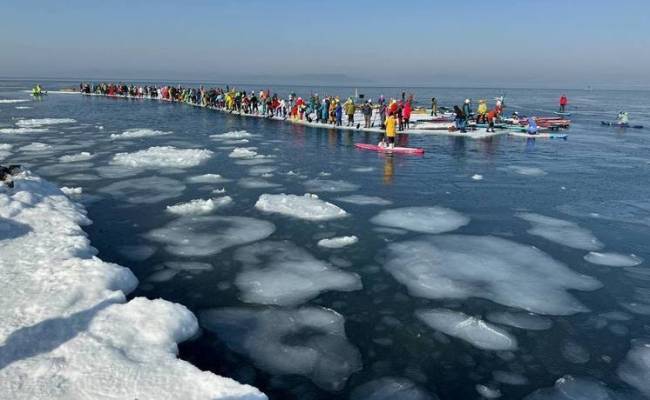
[0,173,266,400]
[385,235,601,315]
[200,306,361,391]
[518,213,603,251]
[318,236,358,248]
[416,309,518,351]
[255,193,347,221]
[15,118,76,127]
[59,151,94,162]
[371,206,469,234]
[110,128,172,139]
[584,251,643,267]
[166,196,232,216]
[111,146,213,169]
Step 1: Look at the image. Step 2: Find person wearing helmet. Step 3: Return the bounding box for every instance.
[462,99,472,121]
[617,111,629,125]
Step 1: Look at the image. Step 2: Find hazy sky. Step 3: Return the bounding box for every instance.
[1,0,649,88]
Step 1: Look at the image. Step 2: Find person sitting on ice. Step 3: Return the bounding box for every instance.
[617,111,629,125]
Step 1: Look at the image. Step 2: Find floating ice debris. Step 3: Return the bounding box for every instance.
[524,375,619,400]
[486,311,552,330]
[472,174,483,180]
[255,193,347,221]
[584,252,643,267]
[238,177,281,189]
[318,236,358,249]
[517,212,603,251]
[558,200,650,227]
[146,216,275,257]
[59,151,94,162]
[233,241,361,306]
[15,106,32,109]
[561,340,590,364]
[476,384,502,399]
[147,268,179,282]
[416,309,518,351]
[210,130,255,140]
[0,99,29,103]
[350,377,434,400]
[385,235,601,315]
[15,117,76,127]
[0,143,12,160]
[492,371,529,386]
[618,340,650,397]
[60,186,82,195]
[0,127,49,134]
[371,206,469,234]
[229,147,259,158]
[200,306,361,391]
[19,142,52,151]
[319,171,332,177]
[0,173,264,400]
[336,195,393,206]
[111,146,212,169]
[116,245,157,261]
[304,179,360,193]
[165,261,214,272]
[166,196,232,216]
[504,165,547,176]
[94,165,141,179]
[187,173,227,184]
[249,166,276,176]
[213,188,226,194]
[99,176,186,204]
[350,166,375,173]
[223,139,250,145]
[110,128,172,139]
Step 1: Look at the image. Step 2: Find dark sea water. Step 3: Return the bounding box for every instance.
[2,80,650,399]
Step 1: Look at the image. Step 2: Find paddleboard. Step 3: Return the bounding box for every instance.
[508,132,568,139]
[355,143,425,154]
[601,121,643,129]
[554,111,571,116]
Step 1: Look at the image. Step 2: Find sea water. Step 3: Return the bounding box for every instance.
[2,80,650,399]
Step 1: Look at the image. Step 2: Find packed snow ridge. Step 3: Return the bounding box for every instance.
[110,128,172,139]
[166,196,232,216]
[111,146,213,169]
[255,193,348,221]
[0,173,266,400]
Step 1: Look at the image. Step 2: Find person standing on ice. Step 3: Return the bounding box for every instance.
[344,98,356,126]
[362,100,373,128]
[403,100,412,130]
[476,100,488,123]
[379,97,387,129]
[335,101,343,126]
[431,97,438,116]
[559,94,568,112]
[454,105,467,133]
[462,99,472,122]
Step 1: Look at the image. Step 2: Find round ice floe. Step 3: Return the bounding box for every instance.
[561,340,590,364]
[492,371,529,386]
[486,311,552,331]
[371,206,469,234]
[351,377,434,400]
[19,142,52,152]
[99,176,186,204]
[94,165,141,179]
[524,375,620,399]
[558,200,650,227]
[111,146,212,169]
[0,127,49,134]
[618,340,650,397]
[416,309,518,351]
[116,245,157,261]
[233,241,361,306]
[110,128,172,139]
[518,213,603,250]
[210,130,255,140]
[15,118,76,127]
[166,196,232,216]
[476,384,501,399]
[385,235,601,315]
[584,252,643,267]
[187,174,227,184]
[146,216,275,257]
[238,177,281,189]
[304,179,360,193]
[229,147,258,158]
[248,165,276,176]
[318,236,358,249]
[200,306,361,391]
[255,193,347,221]
[59,152,94,163]
[336,195,393,206]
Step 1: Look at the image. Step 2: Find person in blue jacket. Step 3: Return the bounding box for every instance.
[335,101,343,126]
[321,98,329,123]
[527,117,538,135]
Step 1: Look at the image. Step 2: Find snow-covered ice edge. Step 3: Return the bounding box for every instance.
[0,172,266,400]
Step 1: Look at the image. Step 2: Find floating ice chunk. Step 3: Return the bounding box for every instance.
[350,166,375,173]
[505,166,547,176]
[224,139,250,145]
[472,174,483,181]
[238,177,281,189]
[19,142,52,151]
[416,309,517,351]
[318,236,358,249]
[200,306,361,391]
[476,384,502,399]
[15,106,32,109]
[166,196,232,216]
[99,176,186,204]
[371,206,469,234]
[518,213,603,251]
[0,127,49,134]
[233,241,361,306]
[304,179,359,193]
[229,147,258,158]
[59,151,94,162]
[558,200,650,227]
[561,340,590,364]
[60,186,82,195]
[336,195,393,206]
[492,371,529,386]
[116,245,157,261]
[187,173,228,184]
[584,252,643,267]
[146,216,275,257]
[486,311,552,330]
[618,339,650,396]
[15,118,76,127]
[213,188,226,194]
[111,146,212,169]
[110,128,172,139]
[385,235,601,315]
[210,130,255,140]
[255,193,347,221]
[147,268,179,282]
[249,166,276,176]
[350,377,434,400]
[165,261,214,272]
[0,99,29,103]
[524,375,619,400]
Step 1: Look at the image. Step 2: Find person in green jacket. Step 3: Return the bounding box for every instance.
[344,98,356,126]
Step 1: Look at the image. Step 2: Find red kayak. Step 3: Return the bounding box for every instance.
[355,143,425,154]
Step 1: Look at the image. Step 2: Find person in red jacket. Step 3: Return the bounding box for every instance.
[559,95,568,112]
[403,100,412,130]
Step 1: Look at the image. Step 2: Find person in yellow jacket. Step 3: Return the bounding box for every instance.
[344,98,356,127]
[381,113,397,148]
[476,100,488,123]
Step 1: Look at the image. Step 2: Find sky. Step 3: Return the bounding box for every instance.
[1,0,649,89]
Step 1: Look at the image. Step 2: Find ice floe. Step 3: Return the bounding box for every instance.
[517,212,603,251]
[318,236,358,249]
[111,146,213,169]
[229,147,259,158]
[0,173,265,400]
[385,235,601,315]
[19,142,52,152]
[15,106,31,109]
[561,340,590,364]
[584,252,643,267]
[187,173,227,183]
[210,130,255,140]
[0,99,29,103]
[336,195,393,206]
[504,165,547,176]
[59,151,95,162]
[15,118,76,127]
[233,241,362,305]
[238,177,281,189]
[476,384,501,399]
[0,127,49,134]
[618,339,650,397]
[472,174,483,181]
[492,371,529,386]
[60,186,83,195]
[110,128,172,139]
[166,196,232,215]
[371,206,469,234]
[255,193,347,221]
[558,200,650,227]
[99,176,186,204]
[116,245,157,261]
[416,309,518,351]
[146,216,275,256]
[304,179,360,193]
[351,377,434,400]
[200,306,361,391]
[486,311,552,330]
[524,375,621,400]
